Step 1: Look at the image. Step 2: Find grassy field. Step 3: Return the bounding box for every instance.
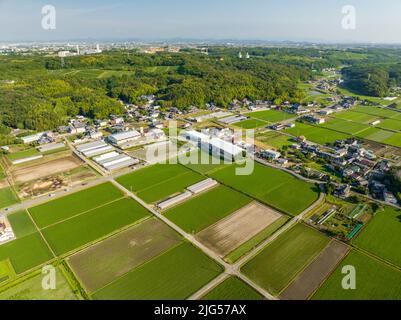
[6,148,40,162]
[7,210,37,238]
[225,216,289,263]
[68,218,181,293]
[116,164,204,203]
[164,185,252,234]
[255,131,295,149]
[353,206,401,268]
[313,250,401,300]
[241,224,330,296]
[285,122,350,145]
[29,182,124,228]
[378,118,401,131]
[0,267,77,300]
[202,277,264,300]
[353,105,401,119]
[245,110,295,123]
[333,110,380,124]
[0,260,15,284]
[41,197,150,256]
[0,233,53,274]
[210,162,319,216]
[0,187,19,208]
[97,70,135,79]
[179,151,230,174]
[235,119,267,129]
[322,118,369,135]
[92,242,223,300]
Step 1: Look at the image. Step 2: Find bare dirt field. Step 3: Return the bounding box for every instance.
[11,156,82,184]
[196,201,282,257]
[67,218,181,293]
[279,240,350,300]
[0,180,9,188]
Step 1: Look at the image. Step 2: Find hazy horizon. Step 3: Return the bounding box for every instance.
[1,0,401,44]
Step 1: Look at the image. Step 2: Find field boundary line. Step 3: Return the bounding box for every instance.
[111,178,277,300]
[37,195,126,230]
[277,238,334,297]
[90,241,185,296]
[25,209,57,258]
[53,215,152,259]
[133,168,198,194]
[234,192,326,269]
[187,273,231,300]
[307,241,352,300]
[350,245,401,274]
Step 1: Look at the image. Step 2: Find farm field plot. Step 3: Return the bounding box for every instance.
[6,148,40,162]
[353,206,401,268]
[0,267,77,300]
[235,119,266,129]
[116,164,204,203]
[333,111,380,124]
[41,197,150,256]
[285,122,350,145]
[241,224,330,296]
[7,210,37,238]
[245,110,295,123]
[11,155,82,184]
[165,185,252,234]
[313,250,401,300]
[0,233,53,274]
[29,182,123,228]
[322,118,369,135]
[179,151,230,174]
[202,277,264,300]
[280,240,349,300]
[196,202,283,257]
[357,127,394,142]
[353,105,401,119]
[0,187,19,208]
[92,242,223,300]
[210,162,319,216]
[381,132,401,148]
[68,218,181,293]
[378,118,401,131]
[225,216,289,263]
[255,131,294,149]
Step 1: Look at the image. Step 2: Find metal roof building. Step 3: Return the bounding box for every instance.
[108,130,141,145]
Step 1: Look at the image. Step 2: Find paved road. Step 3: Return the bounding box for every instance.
[0,147,326,301]
[233,192,326,269]
[110,179,279,300]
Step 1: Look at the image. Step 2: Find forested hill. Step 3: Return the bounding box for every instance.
[0,49,314,131]
[2,47,401,132]
[342,64,401,97]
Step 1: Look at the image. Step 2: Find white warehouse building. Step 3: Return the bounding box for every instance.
[108,130,141,146]
[183,130,244,161]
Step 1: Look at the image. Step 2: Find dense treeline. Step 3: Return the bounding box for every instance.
[2,47,401,132]
[342,64,401,97]
[0,50,311,131]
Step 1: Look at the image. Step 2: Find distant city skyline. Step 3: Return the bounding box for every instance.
[1,0,401,43]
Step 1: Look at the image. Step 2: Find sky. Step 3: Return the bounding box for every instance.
[1,0,401,43]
